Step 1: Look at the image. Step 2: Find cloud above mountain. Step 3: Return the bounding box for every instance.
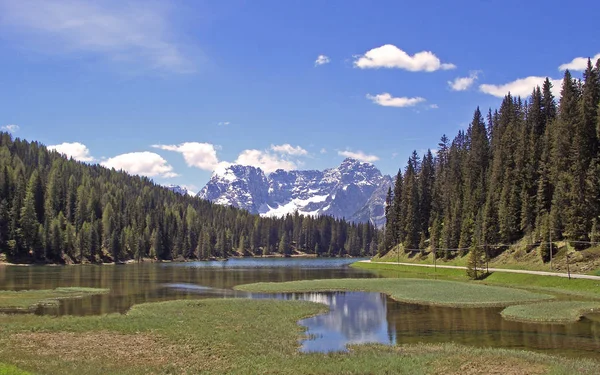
[153,142,220,171]
[338,149,379,163]
[102,151,178,178]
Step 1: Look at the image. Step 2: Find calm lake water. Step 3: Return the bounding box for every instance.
[1,258,600,359]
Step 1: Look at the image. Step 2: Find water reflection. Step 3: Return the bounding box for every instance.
[0,258,373,316]
[160,285,600,358]
[385,300,600,358]
[282,292,392,352]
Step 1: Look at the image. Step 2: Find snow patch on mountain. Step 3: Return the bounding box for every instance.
[197,158,391,227]
[165,184,189,196]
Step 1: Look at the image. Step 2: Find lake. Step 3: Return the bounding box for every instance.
[1,258,599,359]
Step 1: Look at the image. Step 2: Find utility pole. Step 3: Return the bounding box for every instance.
[566,253,571,280]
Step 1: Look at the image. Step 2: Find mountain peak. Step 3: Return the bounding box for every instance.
[340,157,364,165]
[165,184,188,196]
[198,159,391,227]
[339,157,375,170]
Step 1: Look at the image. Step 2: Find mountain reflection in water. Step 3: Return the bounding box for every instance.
[268,292,393,352]
[260,291,600,357]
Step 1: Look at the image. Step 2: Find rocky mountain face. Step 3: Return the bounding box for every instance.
[165,184,189,195]
[197,158,391,227]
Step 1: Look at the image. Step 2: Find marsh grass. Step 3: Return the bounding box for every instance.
[501,301,600,323]
[0,287,109,312]
[1,298,599,374]
[234,278,552,308]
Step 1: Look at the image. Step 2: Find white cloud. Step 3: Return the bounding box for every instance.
[559,53,600,71]
[320,148,327,154]
[315,54,330,66]
[1,124,19,133]
[338,150,379,163]
[0,0,194,73]
[235,149,297,174]
[47,142,94,162]
[153,142,219,171]
[102,151,177,178]
[479,76,561,98]
[270,144,308,156]
[354,44,455,71]
[448,71,479,91]
[429,104,439,109]
[218,121,230,126]
[366,93,425,107]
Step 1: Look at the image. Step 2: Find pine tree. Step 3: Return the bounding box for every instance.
[418,150,435,238]
[20,170,41,258]
[402,153,420,250]
[466,245,485,280]
[392,170,404,247]
[564,60,600,246]
[278,231,290,256]
[383,186,395,253]
[460,108,489,248]
[102,202,115,258]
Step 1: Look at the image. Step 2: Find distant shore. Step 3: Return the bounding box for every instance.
[0,252,370,267]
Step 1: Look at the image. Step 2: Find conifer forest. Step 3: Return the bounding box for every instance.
[0,134,378,263]
[382,61,600,262]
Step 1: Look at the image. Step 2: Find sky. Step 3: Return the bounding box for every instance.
[1,0,599,194]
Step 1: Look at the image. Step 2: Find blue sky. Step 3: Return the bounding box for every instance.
[1,0,599,194]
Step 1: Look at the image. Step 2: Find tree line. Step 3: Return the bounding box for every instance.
[0,133,378,263]
[382,59,600,268]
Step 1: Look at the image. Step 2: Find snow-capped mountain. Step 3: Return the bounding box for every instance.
[165,184,190,196]
[197,158,391,227]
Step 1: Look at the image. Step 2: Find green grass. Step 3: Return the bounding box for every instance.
[0,363,31,375]
[235,278,552,307]
[0,287,109,312]
[353,261,600,298]
[1,298,599,374]
[353,260,471,280]
[501,301,600,323]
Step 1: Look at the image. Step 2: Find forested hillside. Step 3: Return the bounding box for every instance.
[383,60,600,262]
[0,134,378,263]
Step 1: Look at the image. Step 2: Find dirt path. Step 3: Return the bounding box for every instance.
[361,260,600,280]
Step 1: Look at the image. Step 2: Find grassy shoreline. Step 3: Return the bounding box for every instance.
[1,298,599,374]
[235,278,552,308]
[352,260,600,324]
[0,287,109,313]
[501,301,600,323]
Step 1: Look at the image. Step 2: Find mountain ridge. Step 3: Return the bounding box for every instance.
[198,158,391,227]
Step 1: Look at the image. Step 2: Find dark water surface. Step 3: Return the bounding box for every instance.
[0,258,373,315]
[2,258,600,358]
